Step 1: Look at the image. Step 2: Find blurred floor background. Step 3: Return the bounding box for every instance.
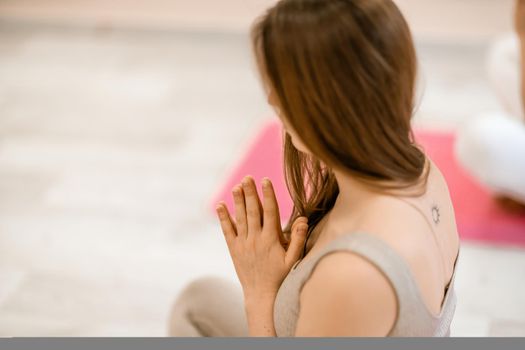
[1,0,524,336]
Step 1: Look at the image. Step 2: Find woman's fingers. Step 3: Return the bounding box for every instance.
[291,216,308,234]
[232,185,248,238]
[262,178,281,231]
[216,202,236,246]
[241,176,262,234]
[256,185,264,225]
[231,176,282,239]
[286,221,309,267]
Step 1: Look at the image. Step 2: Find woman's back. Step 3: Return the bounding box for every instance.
[353,159,459,316]
[275,159,460,336]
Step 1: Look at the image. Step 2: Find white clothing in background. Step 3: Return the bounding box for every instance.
[456,34,525,203]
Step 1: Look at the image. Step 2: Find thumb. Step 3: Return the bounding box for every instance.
[285,221,308,268]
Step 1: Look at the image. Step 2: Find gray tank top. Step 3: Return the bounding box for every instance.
[273,232,459,337]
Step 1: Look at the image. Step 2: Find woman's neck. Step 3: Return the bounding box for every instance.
[302,170,378,256]
[303,166,429,255]
[330,163,430,218]
[331,169,379,216]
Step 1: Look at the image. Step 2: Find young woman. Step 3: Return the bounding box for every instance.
[456,0,525,212]
[169,0,460,337]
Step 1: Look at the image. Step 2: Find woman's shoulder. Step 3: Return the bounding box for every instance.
[354,159,459,255]
[295,160,460,334]
[343,162,459,315]
[296,246,398,336]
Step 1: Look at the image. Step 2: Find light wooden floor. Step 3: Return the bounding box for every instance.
[0,0,514,42]
[0,0,524,337]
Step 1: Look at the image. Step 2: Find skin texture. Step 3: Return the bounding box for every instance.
[216,177,308,336]
[294,252,397,336]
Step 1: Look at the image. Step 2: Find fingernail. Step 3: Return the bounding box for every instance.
[244,179,255,192]
[262,178,271,188]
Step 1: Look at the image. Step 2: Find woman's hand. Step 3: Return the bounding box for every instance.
[216,176,308,300]
[515,0,525,37]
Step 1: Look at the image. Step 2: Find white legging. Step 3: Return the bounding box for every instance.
[455,34,525,203]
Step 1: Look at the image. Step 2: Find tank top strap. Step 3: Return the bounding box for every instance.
[393,196,437,234]
[390,196,448,276]
[293,232,435,332]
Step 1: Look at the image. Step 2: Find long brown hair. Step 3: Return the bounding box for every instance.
[251,0,428,237]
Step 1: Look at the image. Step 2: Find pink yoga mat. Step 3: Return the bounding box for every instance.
[211,121,293,223]
[211,120,525,247]
[416,129,525,246]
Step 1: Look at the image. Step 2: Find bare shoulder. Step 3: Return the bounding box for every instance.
[354,160,459,259]
[340,160,460,315]
[294,251,397,337]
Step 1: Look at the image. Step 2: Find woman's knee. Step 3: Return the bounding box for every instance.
[168,276,246,337]
[168,276,226,336]
[175,276,228,304]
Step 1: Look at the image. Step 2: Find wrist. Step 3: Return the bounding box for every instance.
[243,292,277,337]
[244,291,277,309]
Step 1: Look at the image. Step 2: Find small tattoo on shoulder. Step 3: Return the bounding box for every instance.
[431,205,441,225]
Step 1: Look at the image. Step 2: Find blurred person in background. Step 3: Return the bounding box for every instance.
[168,0,460,337]
[456,0,525,213]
